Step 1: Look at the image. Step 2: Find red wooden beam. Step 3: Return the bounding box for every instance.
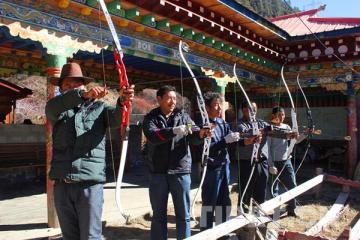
[325,175,360,189]
[278,230,330,240]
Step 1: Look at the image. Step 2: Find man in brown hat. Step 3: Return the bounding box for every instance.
[45,62,135,240]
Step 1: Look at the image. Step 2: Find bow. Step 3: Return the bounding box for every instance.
[271,64,299,197]
[98,0,130,222]
[294,74,313,175]
[233,63,260,214]
[178,40,211,221]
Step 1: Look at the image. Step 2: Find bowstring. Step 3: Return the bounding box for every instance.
[233,82,242,211]
[98,3,116,184]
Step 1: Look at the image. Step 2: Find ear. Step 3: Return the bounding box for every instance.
[156,96,162,103]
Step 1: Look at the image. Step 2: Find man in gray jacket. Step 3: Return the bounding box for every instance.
[46,62,134,240]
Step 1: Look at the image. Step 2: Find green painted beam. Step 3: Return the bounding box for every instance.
[203,37,214,46]
[213,41,224,50]
[223,44,232,53]
[182,29,194,40]
[193,33,205,43]
[125,8,139,19]
[107,0,121,16]
[156,19,170,31]
[86,0,97,7]
[170,24,183,36]
[141,14,156,27]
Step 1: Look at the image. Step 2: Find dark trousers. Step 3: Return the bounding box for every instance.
[273,159,297,211]
[54,182,103,240]
[238,160,268,210]
[200,164,231,230]
[149,173,191,240]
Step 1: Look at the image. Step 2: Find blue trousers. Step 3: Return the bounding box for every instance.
[273,159,297,211]
[54,182,103,240]
[238,160,268,209]
[149,173,191,240]
[200,164,231,230]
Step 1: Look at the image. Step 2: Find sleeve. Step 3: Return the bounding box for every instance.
[267,129,289,139]
[238,122,247,133]
[103,98,123,128]
[267,137,274,167]
[186,114,204,145]
[296,134,307,144]
[142,114,175,145]
[208,121,230,150]
[233,121,246,146]
[45,89,84,124]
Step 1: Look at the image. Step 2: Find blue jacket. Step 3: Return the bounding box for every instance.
[207,118,244,168]
[143,107,203,174]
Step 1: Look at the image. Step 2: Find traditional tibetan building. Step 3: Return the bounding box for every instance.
[0,0,359,228]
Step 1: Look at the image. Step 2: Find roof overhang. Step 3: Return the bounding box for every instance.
[190,0,290,41]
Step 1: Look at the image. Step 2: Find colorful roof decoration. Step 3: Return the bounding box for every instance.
[271,5,360,36]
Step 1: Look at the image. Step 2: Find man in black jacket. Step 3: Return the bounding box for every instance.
[143,85,210,240]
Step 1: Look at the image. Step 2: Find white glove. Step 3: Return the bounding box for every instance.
[269,166,278,175]
[173,125,192,136]
[224,132,240,143]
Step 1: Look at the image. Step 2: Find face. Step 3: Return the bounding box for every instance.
[206,98,222,119]
[60,78,85,92]
[157,90,177,115]
[272,110,285,124]
[242,102,257,119]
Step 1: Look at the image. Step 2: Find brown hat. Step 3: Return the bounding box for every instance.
[49,62,93,86]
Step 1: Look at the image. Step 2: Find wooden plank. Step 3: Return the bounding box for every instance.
[261,175,325,214]
[305,192,349,236]
[185,215,270,240]
[349,217,360,240]
[325,175,360,189]
[185,175,325,240]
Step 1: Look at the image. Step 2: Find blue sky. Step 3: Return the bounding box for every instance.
[289,0,360,18]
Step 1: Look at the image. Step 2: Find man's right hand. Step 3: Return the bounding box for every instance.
[82,86,109,100]
[269,166,278,175]
[225,132,240,143]
[173,125,191,137]
[244,134,262,145]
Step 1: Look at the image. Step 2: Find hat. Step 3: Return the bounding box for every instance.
[49,62,93,86]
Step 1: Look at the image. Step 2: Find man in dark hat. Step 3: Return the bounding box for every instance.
[45,62,135,240]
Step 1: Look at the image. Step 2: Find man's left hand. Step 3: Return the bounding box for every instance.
[287,131,299,139]
[119,84,135,102]
[199,127,213,139]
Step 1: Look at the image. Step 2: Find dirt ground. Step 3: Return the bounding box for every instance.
[102,182,360,240]
[268,182,360,240]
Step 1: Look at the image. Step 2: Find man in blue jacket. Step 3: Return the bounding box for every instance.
[142,85,210,240]
[199,92,242,230]
[45,62,134,240]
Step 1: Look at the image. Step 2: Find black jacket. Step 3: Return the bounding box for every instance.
[143,107,203,174]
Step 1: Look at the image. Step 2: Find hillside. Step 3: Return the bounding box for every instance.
[235,0,299,18]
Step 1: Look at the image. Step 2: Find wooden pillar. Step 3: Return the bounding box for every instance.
[346,82,357,178]
[46,54,66,228]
